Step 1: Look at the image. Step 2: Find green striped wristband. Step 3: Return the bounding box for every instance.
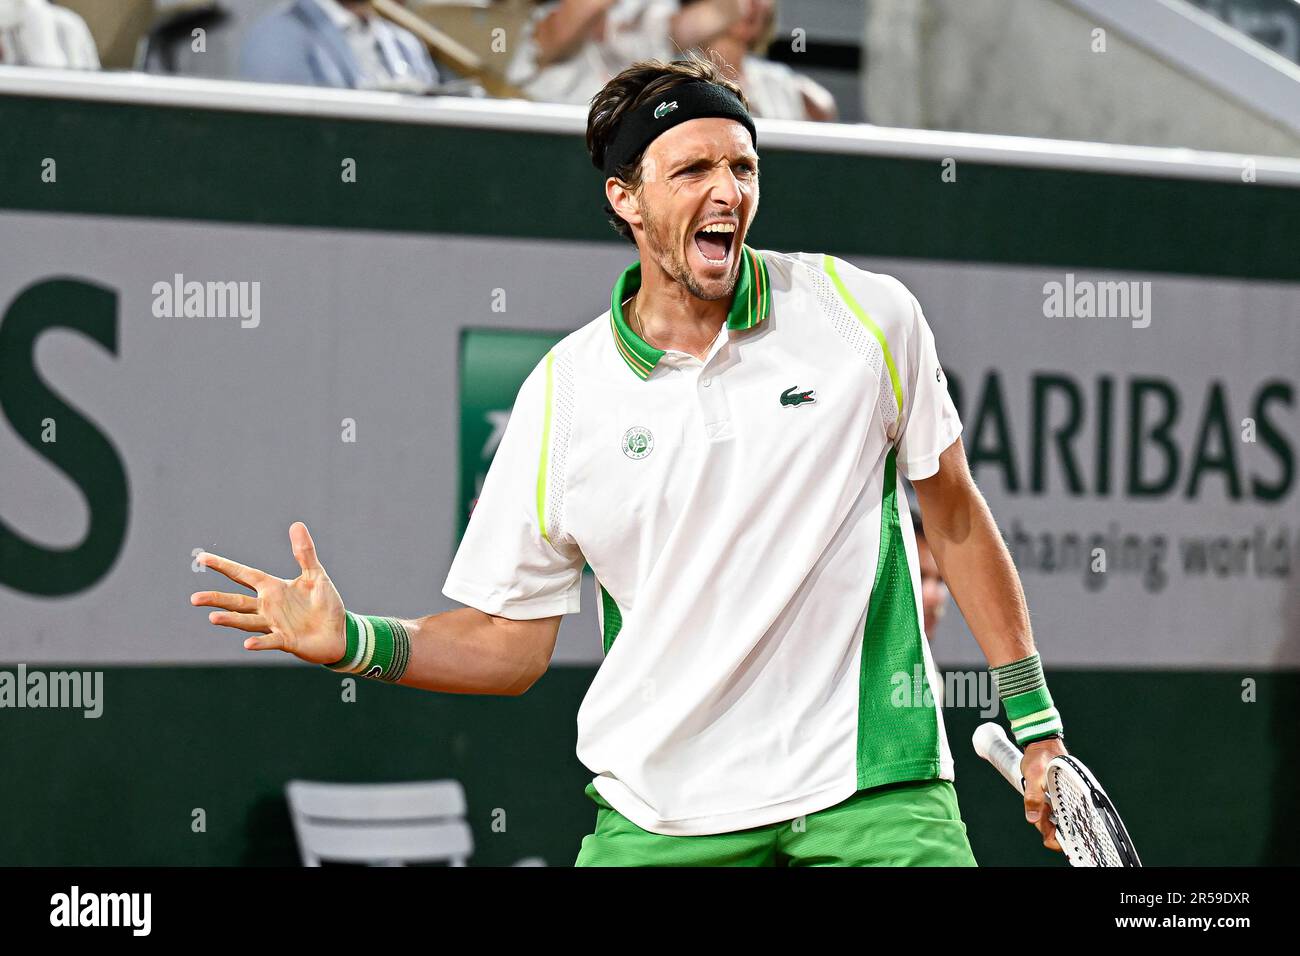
[324,611,412,684]
[991,652,1064,746]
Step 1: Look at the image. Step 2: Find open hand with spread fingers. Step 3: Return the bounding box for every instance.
[190,521,346,665]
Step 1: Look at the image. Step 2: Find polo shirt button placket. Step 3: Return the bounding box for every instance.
[698,364,733,442]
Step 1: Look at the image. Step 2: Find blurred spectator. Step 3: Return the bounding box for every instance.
[0,0,99,69]
[505,0,740,106]
[911,509,950,641]
[136,1,231,77]
[239,0,439,92]
[705,0,835,120]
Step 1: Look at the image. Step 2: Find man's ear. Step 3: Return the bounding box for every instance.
[607,177,642,230]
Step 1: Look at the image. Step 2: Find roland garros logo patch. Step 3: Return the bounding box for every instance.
[622,425,654,459]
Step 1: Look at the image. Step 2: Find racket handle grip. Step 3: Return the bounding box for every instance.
[973,722,1026,796]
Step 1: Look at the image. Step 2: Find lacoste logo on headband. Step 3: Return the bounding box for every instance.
[653,100,679,120]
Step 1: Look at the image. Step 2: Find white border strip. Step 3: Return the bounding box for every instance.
[757,116,1300,184]
[4,65,1300,186]
[1067,0,1300,134]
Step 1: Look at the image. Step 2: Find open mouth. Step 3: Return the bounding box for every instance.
[693,223,736,265]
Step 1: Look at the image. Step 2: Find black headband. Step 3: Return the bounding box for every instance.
[599,80,757,180]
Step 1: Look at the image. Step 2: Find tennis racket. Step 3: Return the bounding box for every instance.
[972,722,1141,867]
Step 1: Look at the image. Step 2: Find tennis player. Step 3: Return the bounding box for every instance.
[192,52,1067,866]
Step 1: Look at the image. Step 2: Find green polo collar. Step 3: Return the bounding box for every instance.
[609,243,771,380]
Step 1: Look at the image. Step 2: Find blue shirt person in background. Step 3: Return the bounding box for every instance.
[239,0,439,92]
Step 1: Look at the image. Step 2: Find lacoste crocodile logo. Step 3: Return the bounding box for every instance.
[780,385,816,407]
[653,100,679,119]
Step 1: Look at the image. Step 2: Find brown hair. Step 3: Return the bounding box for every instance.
[586,51,750,246]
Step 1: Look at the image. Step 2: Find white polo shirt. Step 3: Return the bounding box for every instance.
[442,245,964,836]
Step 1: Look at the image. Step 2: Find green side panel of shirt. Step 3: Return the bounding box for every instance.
[857,448,943,790]
[599,582,623,655]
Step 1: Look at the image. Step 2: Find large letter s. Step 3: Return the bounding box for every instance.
[0,278,129,596]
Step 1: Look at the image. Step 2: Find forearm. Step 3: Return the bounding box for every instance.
[798,77,838,122]
[916,444,1069,754]
[382,607,547,696]
[914,441,1033,667]
[926,505,1032,666]
[533,0,614,68]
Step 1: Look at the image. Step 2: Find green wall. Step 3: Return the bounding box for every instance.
[0,666,1294,866]
[2,94,1298,281]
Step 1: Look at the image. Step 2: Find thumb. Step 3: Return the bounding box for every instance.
[244,632,285,652]
[1024,795,1042,824]
[289,521,323,574]
[1023,764,1046,824]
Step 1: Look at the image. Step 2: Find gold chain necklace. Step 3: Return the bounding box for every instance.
[628,295,654,347]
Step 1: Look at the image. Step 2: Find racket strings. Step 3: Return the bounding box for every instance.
[1049,773,1122,867]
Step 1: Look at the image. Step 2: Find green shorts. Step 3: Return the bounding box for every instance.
[574,778,977,867]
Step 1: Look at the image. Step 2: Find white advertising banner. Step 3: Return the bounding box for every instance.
[1,212,1295,667]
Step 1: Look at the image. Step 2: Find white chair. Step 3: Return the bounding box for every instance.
[286,779,475,867]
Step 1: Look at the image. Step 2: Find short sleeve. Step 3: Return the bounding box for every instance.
[894,290,963,481]
[442,354,584,619]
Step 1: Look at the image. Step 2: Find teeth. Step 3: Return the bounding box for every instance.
[696,222,735,263]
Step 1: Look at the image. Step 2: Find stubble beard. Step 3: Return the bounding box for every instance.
[640,197,736,303]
